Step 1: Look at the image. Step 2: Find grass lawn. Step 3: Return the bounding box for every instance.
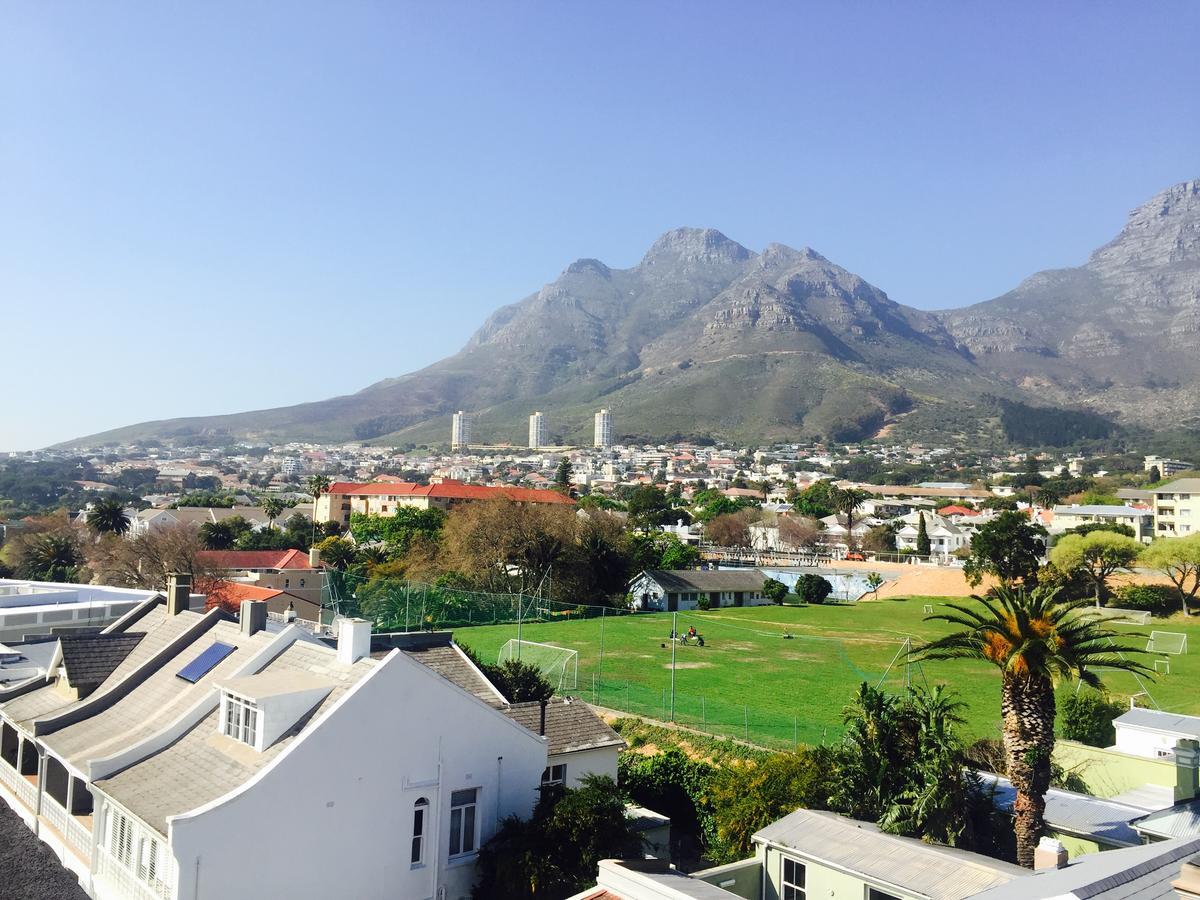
[452,597,1200,749]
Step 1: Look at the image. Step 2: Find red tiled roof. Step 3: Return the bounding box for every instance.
[938,505,979,517]
[200,579,285,614]
[326,480,575,505]
[196,548,316,570]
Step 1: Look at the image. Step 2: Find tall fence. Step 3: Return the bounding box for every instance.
[326,572,918,750]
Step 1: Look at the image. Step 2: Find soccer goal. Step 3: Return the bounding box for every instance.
[1154,658,1171,676]
[922,604,935,615]
[1146,631,1188,655]
[1096,607,1152,626]
[498,639,579,691]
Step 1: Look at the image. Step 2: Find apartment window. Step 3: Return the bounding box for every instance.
[107,806,164,890]
[867,890,901,900]
[541,764,566,787]
[448,788,478,858]
[223,693,259,747]
[411,797,428,866]
[299,579,305,588]
[782,857,806,900]
[284,579,290,589]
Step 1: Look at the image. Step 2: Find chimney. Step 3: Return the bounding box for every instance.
[240,601,267,637]
[1173,855,1200,900]
[308,547,321,568]
[1033,836,1069,870]
[1176,739,1200,801]
[166,573,192,616]
[539,698,548,736]
[337,618,372,665]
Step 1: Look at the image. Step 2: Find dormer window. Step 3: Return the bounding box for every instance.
[222,693,259,746]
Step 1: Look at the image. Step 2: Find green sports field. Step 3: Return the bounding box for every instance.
[451,597,1200,749]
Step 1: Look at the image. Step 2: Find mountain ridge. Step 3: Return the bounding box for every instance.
[64,179,1200,448]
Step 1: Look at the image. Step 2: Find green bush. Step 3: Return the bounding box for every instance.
[1060,691,1125,747]
[697,596,712,611]
[762,577,789,605]
[795,573,833,605]
[1113,584,1177,616]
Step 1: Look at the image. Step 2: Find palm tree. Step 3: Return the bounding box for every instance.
[86,498,131,536]
[915,585,1151,867]
[199,520,238,550]
[19,534,82,582]
[261,497,286,531]
[307,475,331,545]
[833,487,871,550]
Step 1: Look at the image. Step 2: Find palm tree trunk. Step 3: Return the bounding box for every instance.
[1002,674,1055,867]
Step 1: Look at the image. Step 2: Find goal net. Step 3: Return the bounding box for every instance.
[1146,631,1188,655]
[1096,607,1152,626]
[497,639,579,691]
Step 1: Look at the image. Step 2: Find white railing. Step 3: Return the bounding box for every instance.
[66,812,93,857]
[0,760,38,811]
[96,848,176,900]
[40,791,69,837]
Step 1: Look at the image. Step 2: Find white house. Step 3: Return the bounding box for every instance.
[0,580,163,645]
[0,576,553,900]
[894,512,969,556]
[629,570,767,612]
[1051,504,1153,543]
[1114,708,1200,761]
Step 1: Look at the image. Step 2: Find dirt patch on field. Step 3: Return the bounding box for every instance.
[664,661,714,669]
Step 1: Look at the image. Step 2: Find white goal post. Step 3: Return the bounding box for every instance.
[1146,631,1188,655]
[1095,608,1152,626]
[497,639,579,691]
[1153,658,1171,676]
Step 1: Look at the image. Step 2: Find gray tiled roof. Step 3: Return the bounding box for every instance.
[1156,478,1200,493]
[96,638,375,833]
[42,620,277,769]
[753,808,1027,900]
[638,569,766,593]
[370,633,506,706]
[971,836,1200,900]
[979,772,1145,847]
[59,633,145,688]
[503,697,625,755]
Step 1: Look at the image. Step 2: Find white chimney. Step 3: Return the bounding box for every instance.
[308,547,321,567]
[337,618,372,665]
[166,572,192,616]
[1034,836,1069,870]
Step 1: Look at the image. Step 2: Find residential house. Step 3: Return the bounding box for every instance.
[0,580,162,645]
[195,548,323,617]
[1153,479,1200,537]
[128,505,312,538]
[629,570,767,612]
[894,512,969,556]
[0,579,551,900]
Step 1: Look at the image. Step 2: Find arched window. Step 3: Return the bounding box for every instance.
[411,797,429,866]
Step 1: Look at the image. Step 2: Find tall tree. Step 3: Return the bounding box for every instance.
[1050,531,1143,606]
[916,512,930,556]
[1141,534,1200,616]
[916,586,1150,867]
[86,498,131,536]
[832,487,871,549]
[554,458,573,493]
[307,474,331,545]
[261,497,287,531]
[962,510,1046,587]
[18,534,83,582]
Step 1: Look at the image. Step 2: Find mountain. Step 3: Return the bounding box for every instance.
[66,179,1200,448]
[938,179,1200,428]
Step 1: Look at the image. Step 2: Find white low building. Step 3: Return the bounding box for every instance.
[0,576,560,900]
[0,580,163,645]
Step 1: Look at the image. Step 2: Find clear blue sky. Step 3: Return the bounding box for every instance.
[3,2,1197,450]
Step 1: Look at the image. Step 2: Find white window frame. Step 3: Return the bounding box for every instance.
[782,856,806,900]
[411,797,428,867]
[222,692,259,748]
[541,763,567,787]
[448,788,479,859]
[106,805,166,893]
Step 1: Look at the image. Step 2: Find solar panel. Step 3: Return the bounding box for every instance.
[176,642,237,683]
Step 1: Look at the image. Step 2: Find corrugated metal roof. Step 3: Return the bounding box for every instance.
[752,808,1027,899]
[1115,708,1200,740]
[1132,798,1200,840]
[980,773,1145,846]
[972,836,1200,900]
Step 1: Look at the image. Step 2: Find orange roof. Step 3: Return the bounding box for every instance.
[197,548,316,570]
[938,505,979,517]
[200,579,286,614]
[326,480,574,505]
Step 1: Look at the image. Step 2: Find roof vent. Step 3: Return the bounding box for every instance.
[1034,836,1068,870]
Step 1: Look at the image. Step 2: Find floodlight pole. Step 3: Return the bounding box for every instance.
[517,593,523,661]
[670,612,677,722]
[598,606,605,705]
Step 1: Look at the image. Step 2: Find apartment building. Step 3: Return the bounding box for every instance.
[451,411,472,451]
[1051,504,1154,542]
[529,411,547,449]
[314,479,574,526]
[594,409,613,449]
[1153,478,1200,536]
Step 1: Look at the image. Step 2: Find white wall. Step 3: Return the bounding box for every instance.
[168,652,547,900]
[1115,725,1181,759]
[555,746,618,789]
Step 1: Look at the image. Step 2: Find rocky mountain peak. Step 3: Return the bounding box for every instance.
[563,258,612,278]
[640,227,752,267]
[1088,177,1200,272]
